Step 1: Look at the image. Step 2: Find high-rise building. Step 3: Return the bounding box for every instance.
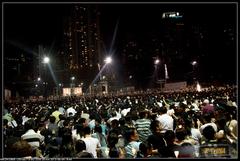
[119,11,187,88]
[121,40,145,87]
[61,5,103,90]
[159,11,187,82]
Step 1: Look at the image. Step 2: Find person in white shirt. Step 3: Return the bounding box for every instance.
[199,113,218,134]
[156,106,174,134]
[66,106,77,117]
[81,126,101,158]
[107,111,120,125]
[121,107,131,117]
[21,119,45,158]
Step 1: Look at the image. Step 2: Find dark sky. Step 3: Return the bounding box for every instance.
[4,4,70,47]
[4,3,236,47]
[3,2,237,84]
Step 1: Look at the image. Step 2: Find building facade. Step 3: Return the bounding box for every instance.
[61,5,103,91]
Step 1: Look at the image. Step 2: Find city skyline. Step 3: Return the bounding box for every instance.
[3,2,237,96]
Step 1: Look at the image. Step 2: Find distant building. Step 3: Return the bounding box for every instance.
[4,43,35,97]
[121,40,145,88]
[61,5,103,91]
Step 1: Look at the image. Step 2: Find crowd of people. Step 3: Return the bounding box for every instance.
[3,85,238,159]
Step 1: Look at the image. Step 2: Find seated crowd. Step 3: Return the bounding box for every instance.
[3,85,238,158]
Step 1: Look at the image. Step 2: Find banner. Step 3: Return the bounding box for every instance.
[63,87,82,96]
[164,81,187,91]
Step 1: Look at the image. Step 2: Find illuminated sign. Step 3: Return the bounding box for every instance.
[164,81,187,91]
[63,87,82,96]
[162,12,183,19]
[199,145,230,158]
[63,88,71,96]
[74,87,82,95]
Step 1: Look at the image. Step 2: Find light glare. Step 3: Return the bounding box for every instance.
[192,61,197,66]
[105,57,112,64]
[155,59,160,65]
[43,57,50,64]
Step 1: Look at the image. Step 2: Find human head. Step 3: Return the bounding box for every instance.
[125,127,139,142]
[94,125,103,134]
[24,119,36,131]
[202,125,216,141]
[10,140,33,158]
[150,120,162,133]
[75,140,86,153]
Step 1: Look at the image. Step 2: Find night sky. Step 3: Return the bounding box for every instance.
[3,2,237,85]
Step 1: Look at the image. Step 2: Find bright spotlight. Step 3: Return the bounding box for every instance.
[155,59,160,65]
[192,61,197,66]
[37,77,41,81]
[71,76,75,80]
[105,56,112,64]
[43,57,50,64]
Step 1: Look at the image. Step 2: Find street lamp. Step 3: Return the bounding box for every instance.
[42,56,50,98]
[37,77,41,81]
[96,56,113,94]
[191,61,198,85]
[191,61,197,66]
[43,56,50,64]
[70,76,75,96]
[154,59,160,65]
[154,58,160,84]
[104,56,112,64]
[99,56,113,81]
[57,83,62,97]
